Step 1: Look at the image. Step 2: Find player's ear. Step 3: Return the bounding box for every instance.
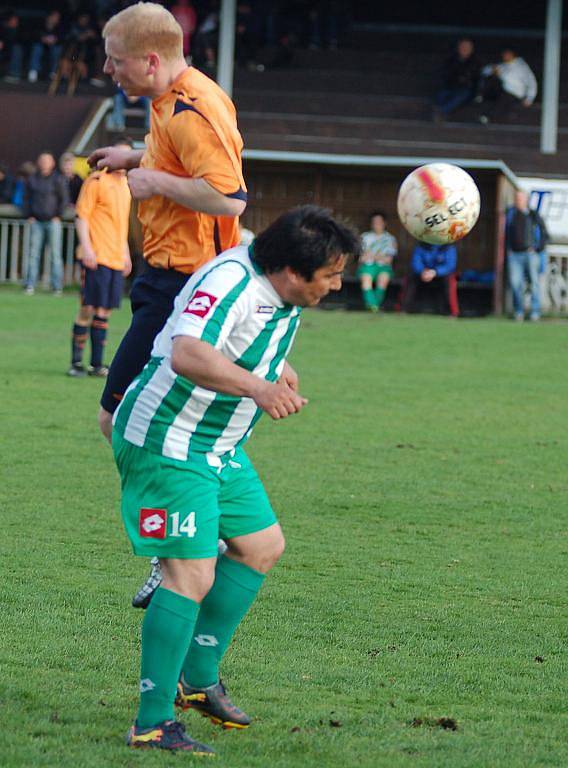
[146,52,160,75]
[283,266,302,286]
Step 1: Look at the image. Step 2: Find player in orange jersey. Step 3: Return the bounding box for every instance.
[68,138,132,378]
[87,2,248,441]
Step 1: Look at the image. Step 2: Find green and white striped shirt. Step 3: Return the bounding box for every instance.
[113,246,301,460]
[360,230,398,265]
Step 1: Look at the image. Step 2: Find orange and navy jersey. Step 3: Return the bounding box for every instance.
[75,170,131,270]
[138,66,246,275]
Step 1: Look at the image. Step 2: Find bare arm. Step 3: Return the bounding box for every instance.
[87,146,144,172]
[123,242,132,277]
[127,169,246,217]
[75,216,97,269]
[171,336,306,420]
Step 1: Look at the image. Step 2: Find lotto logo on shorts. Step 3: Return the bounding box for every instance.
[139,508,167,539]
[183,290,218,318]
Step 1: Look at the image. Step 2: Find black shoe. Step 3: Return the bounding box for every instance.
[88,365,109,377]
[67,364,87,378]
[176,678,251,729]
[126,719,214,754]
[132,557,162,609]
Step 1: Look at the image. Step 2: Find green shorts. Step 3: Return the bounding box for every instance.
[113,433,277,559]
[357,263,394,280]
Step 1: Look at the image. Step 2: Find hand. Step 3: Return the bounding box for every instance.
[280,361,299,391]
[82,250,98,270]
[421,268,436,282]
[252,379,308,420]
[27,217,36,223]
[123,253,132,277]
[88,146,134,172]
[52,216,60,222]
[127,168,160,200]
[522,99,532,108]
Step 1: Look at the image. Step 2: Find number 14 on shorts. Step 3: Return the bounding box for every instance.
[139,508,197,539]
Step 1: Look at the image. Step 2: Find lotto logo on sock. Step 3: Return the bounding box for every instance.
[139,508,167,539]
[194,634,219,647]
[183,291,218,318]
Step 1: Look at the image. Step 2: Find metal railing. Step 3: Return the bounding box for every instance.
[0,206,79,288]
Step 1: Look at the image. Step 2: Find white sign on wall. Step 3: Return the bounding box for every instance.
[518,177,568,244]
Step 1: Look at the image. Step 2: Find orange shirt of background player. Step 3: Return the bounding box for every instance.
[76,171,131,270]
[138,67,246,275]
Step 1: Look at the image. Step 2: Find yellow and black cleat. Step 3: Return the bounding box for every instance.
[126,719,215,754]
[176,678,251,729]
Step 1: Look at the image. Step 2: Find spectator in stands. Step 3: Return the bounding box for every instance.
[59,152,84,206]
[235,2,263,69]
[23,152,69,296]
[170,0,197,58]
[0,164,14,204]
[505,189,548,322]
[11,161,35,208]
[262,1,295,68]
[308,0,340,51]
[27,9,64,83]
[433,38,480,120]
[192,2,219,69]
[108,87,151,131]
[1,10,25,83]
[478,49,537,124]
[403,241,459,317]
[357,210,397,312]
[58,11,104,88]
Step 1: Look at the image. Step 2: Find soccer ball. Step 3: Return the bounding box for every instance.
[397,163,481,244]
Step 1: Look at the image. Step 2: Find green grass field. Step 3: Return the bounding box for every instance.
[1,286,566,768]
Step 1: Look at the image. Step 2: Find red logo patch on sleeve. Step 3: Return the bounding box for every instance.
[183,290,218,318]
[139,508,167,539]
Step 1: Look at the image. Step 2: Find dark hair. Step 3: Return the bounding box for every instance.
[253,205,360,281]
[370,210,386,221]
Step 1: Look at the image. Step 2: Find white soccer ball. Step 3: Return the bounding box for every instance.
[397,163,481,244]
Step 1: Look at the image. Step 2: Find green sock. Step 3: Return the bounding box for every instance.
[137,587,199,728]
[182,556,265,689]
[375,286,386,309]
[362,288,378,309]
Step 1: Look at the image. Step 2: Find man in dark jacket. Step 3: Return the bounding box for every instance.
[433,38,480,120]
[505,190,548,321]
[24,152,69,295]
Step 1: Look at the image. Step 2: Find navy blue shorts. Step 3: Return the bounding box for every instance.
[81,265,124,310]
[100,265,191,414]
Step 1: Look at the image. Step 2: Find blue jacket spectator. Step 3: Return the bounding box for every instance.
[410,242,457,277]
[404,241,459,316]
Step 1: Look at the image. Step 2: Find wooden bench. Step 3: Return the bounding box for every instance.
[323,274,493,317]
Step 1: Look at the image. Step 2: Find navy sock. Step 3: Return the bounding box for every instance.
[71,323,89,365]
[90,315,108,367]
